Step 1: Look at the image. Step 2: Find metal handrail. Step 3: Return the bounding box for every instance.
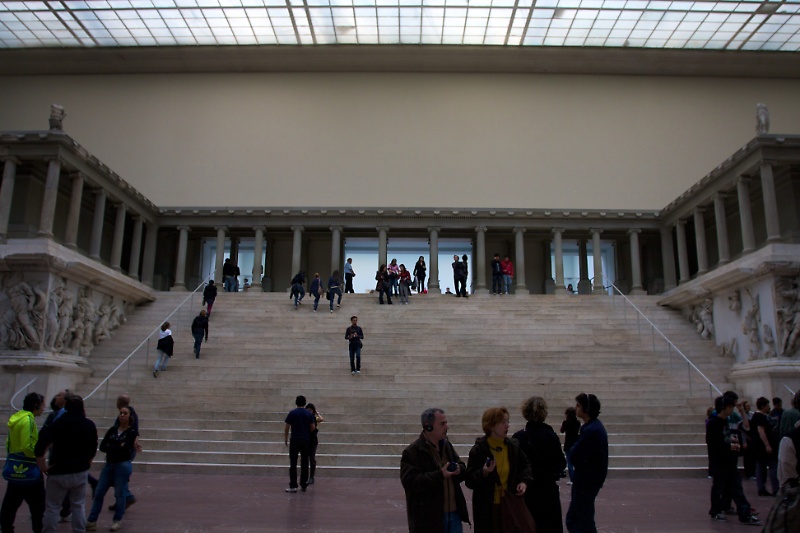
[8,274,213,411]
[606,278,723,398]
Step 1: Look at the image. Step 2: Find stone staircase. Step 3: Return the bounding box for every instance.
[4,290,734,478]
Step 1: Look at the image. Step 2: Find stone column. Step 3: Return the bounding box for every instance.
[172,226,190,291]
[676,219,690,284]
[128,216,143,280]
[553,228,566,294]
[377,226,388,268]
[253,226,265,283]
[428,227,440,293]
[291,226,304,277]
[214,227,226,284]
[577,239,591,294]
[659,226,677,291]
[230,237,240,267]
[330,226,342,274]
[591,229,604,294]
[474,226,488,294]
[64,172,84,249]
[141,222,159,288]
[713,192,731,266]
[629,229,645,294]
[0,157,19,242]
[38,159,61,238]
[265,238,276,292]
[737,177,756,253]
[110,203,127,271]
[542,239,555,294]
[513,227,527,294]
[693,207,708,275]
[89,189,107,260]
[760,163,781,242]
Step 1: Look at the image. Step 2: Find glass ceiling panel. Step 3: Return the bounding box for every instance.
[0,0,798,49]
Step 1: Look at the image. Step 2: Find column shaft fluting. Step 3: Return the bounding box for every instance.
[141,222,159,288]
[89,189,107,259]
[760,163,781,242]
[737,177,756,253]
[428,228,440,293]
[629,229,645,294]
[110,203,127,270]
[676,220,690,284]
[377,227,388,268]
[64,173,84,249]
[0,158,19,241]
[330,227,342,275]
[659,226,677,291]
[693,208,708,275]
[38,159,61,237]
[713,193,730,265]
[291,226,303,277]
[128,216,144,280]
[513,228,526,293]
[172,226,190,291]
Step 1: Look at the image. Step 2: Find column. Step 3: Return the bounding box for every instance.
[230,237,240,267]
[693,207,708,275]
[89,189,107,260]
[141,222,159,288]
[64,172,84,249]
[214,227,226,284]
[110,203,127,271]
[171,226,190,291]
[737,177,756,253]
[760,163,781,242]
[253,227,265,284]
[553,228,566,294]
[474,226,487,293]
[128,216,143,280]
[428,227,440,293]
[629,229,645,294]
[37,159,61,237]
[290,226,304,278]
[577,239,591,294]
[265,238,276,292]
[659,226,677,291]
[330,226,342,274]
[377,226,388,268]
[542,239,555,294]
[676,219,690,284]
[513,227,527,293]
[0,157,19,242]
[713,192,731,266]
[591,229,604,294]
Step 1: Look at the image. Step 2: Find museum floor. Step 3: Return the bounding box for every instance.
[2,472,779,532]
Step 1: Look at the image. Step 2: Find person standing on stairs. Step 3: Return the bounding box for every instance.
[202,280,217,318]
[345,315,364,375]
[328,270,342,313]
[344,258,356,294]
[190,310,209,359]
[153,322,173,377]
[284,395,316,493]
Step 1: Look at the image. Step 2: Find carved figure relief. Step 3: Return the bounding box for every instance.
[756,103,770,135]
[94,295,113,344]
[762,325,776,358]
[55,284,74,353]
[720,338,737,359]
[3,280,45,350]
[49,104,66,130]
[78,287,95,357]
[728,290,741,312]
[699,298,715,340]
[743,289,762,361]
[776,278,800,356]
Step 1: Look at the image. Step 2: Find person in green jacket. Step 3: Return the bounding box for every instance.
[1,391,45,533]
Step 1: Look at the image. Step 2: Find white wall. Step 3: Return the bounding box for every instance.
[2,72,800,210]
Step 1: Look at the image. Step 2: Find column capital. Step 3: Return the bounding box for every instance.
[475,225,487,233]
[693,206,705,215]
[131,213,143,222]
[113,200,127,209]
[513,227,526,234]
[675,218,686,228]
[589,228,603,235]
[177,225,191,232]
[551,227,565,235]
[215,226,228,232]
[627,228,641,235]
[736,176,751,186]
[712,191,727,202]
[290,225,304,232]
[376,225,389,232]
[329,226,343,232]
[1,156,20,165]
[253,226,266,232]
[427,227,441,233]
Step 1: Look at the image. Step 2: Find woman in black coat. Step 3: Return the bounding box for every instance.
[513,396,567,533]
[375,264,392,305]
[466,407,533,533]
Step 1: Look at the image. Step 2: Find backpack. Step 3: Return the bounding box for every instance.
[761,478,800,532]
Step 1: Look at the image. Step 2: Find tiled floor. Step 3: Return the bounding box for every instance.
[3,472,777,532]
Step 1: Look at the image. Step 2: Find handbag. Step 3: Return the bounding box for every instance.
[500,490,536,533]
[411,279,418,290]
[2,452,41,485]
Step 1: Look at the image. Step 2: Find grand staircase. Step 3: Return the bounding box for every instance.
[6,290,734,478]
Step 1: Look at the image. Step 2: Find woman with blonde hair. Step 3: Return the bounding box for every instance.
[466,407,533,533]
[513,396,567,533]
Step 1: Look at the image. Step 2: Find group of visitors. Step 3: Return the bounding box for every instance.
[283,395,324,493]
[400,393,608,533]
[2,392,140,533]
[290,270,345,312]
[221,258,241,293]
[490,253,515,295]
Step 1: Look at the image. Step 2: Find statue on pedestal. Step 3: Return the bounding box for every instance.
[49,104,66,131]
[756,103,770,135]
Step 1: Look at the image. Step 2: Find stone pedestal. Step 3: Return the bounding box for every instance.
[728,359,800,402]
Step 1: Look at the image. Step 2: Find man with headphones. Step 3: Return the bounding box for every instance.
[565,393,608,533]
[400,408,469,533]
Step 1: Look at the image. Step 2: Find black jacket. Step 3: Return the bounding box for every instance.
[34,411,97,475]
[466,436,533,533]
[191,315,209,337]
[157,334,174,356]
[203,284,217,303]
[99,425,139,464]
[400,433,469,533]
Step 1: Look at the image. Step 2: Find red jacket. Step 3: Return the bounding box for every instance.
[500,260,514,277]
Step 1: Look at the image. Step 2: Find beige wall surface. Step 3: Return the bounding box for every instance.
[1,72,800,211]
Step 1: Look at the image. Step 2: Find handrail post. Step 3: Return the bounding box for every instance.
[103,380,110,418]
[687,362,693,396]
[668,342,673,374]
[651,324,656,351]
[145,338,150,367]
[636,311,640,337]
[126,357,131,392]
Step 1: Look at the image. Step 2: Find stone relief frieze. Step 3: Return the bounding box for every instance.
[776,277,800,357]
[688,298,715,340]
[720,338,737,359]
[728,290,741,312]
[0,274,128,358]
[742,289,762,360]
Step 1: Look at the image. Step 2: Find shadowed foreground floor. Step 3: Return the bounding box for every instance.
[3,473,778,532]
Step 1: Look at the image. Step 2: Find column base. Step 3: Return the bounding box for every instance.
[554,286,568,295]
[592,287,606,295]
[170,285,188,292]
[577,279,592,295]
[630,287,647,295]
[514,285,528,294]
[543,279,555,295]
[473,288,491,295]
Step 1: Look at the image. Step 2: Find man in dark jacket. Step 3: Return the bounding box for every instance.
[203,280,217,317]
[565,393,608,533]
[191,310,209,359]
[400,408,469,533]
[34,393,97,533]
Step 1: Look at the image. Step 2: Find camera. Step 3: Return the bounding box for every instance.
[447,462,458,472]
